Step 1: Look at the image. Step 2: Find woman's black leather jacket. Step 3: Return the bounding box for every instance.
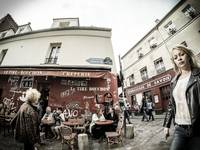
[163,68,200,129]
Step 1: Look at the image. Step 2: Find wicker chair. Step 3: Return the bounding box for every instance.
[105,115,124,145]
[74,118,90,133]
[60,126,77,150]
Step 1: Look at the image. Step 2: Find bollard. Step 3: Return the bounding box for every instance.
[78,133,89,150]
[126,124,134,139]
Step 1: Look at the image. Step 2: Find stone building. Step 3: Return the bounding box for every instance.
[121,0,200,112]
[0,15,117,116]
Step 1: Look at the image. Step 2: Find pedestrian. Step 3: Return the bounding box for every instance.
[163,45,200,150]
[140,95,149,122]
[11,88,41,150]
[147,96,154,121]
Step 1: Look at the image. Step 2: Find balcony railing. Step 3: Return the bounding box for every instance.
[45,57,58,64]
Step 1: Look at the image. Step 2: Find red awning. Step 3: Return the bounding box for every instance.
[0,68,109,78]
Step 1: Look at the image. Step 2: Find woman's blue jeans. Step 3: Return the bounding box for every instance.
[170,126,200,150]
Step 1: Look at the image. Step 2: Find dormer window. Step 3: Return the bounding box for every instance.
[164,21,177,35]
[182,4,198,19]
[59,22,70,28]
[51,18,79,28]
[0,32,7,38]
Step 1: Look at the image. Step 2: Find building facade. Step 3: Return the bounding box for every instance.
[0,16,117,117]
[121,0,200,113]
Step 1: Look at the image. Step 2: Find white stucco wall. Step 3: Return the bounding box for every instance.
[0,28,117,73]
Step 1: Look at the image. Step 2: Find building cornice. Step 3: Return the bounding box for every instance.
[0,26,112,42]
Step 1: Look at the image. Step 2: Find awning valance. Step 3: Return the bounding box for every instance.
[0,68,109,78]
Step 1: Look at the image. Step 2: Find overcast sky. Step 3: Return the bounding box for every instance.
[0,0,180,70]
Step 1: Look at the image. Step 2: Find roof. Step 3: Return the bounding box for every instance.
[0,14,18,32]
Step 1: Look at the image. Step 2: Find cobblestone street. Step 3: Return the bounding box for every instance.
[0,114,174,150]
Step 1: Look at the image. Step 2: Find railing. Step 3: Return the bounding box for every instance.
[45,57,58,64]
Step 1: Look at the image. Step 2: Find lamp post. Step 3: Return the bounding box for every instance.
[118,55,126,137]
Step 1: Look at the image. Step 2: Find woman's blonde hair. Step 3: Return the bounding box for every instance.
[25,88,41,104]
[171,45,199,73]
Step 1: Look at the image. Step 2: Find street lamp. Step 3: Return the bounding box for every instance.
[118,55,127,137]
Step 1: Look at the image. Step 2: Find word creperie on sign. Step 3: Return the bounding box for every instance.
[0,69,108,78]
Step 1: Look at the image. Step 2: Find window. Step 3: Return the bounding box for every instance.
[128,74,135,86]
[45,43,61,64]
[137,48,143,59]
[59,22,70,28]
[20,76,34,88]
[182,4,198,19]
[0,32,7,38]
[154,57,165,74]
[0,49,8,65]
[140,67,148,81]
[181,41,188,47]
[148,37,157,49]
[19,27,24,33]
[164,21,177,35]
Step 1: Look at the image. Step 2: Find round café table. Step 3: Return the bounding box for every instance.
[63,121,83,127]
[95,120,114,139]
[95,120,113,125]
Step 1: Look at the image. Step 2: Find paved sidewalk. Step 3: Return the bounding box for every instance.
[0,114,174,150]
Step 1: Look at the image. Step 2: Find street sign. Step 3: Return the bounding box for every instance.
[86,57,113,65]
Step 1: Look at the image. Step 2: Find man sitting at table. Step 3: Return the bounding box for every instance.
[41,106,55,138]
[89,108,105,139]
[105,107,119,131]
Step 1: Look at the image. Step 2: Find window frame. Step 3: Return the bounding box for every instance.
[140,66,148,81]
[45,43,61,64]
[154,57,166,74]
[0,49,8,65]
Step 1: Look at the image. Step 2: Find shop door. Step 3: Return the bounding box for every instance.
[160,85,170,111]
[37,83,50,115]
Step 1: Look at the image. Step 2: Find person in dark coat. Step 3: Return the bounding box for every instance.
[11,88,41,150]
[105,107,119,131]
[141,96,149,122]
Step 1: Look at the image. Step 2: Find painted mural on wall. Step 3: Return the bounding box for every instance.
[49,73,118,113]
[0,75,34,115]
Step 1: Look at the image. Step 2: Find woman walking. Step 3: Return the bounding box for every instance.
[11,88,41,150]
[163,45,200,150]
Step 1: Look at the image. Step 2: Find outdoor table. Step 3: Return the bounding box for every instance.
[95,120,113,126]
[63,120,84,127]
[95,120,114,139]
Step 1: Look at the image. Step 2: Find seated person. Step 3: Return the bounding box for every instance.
[51,107,65,140]
[89,108,105,139]
[41,106,55,138]
[0,103,5,115]
[105,107,119,131]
